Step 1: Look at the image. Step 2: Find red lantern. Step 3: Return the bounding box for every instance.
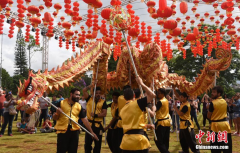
[15,20,25,29]
[54,3,62,13]
[27,5,39,16]
[147,0,156,7]
[45,1,52,9]
[202,0,217,4]
[25,0,31,5]
[62,22,72,30]
[0,0,9,11]
[164,19,177,32]
[44,12,52,23]
[159,0,167,11]
[101,8,112,20]
[157,6,172,19]
[30,17,41,28]
[39,5,44,11]
[170,27,181,37]
[193,27,199,37]
[180,1,188,15]
[186,33,196,42]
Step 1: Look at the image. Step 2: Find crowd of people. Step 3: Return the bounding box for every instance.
[0,75,238,153]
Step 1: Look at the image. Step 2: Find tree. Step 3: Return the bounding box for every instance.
[14,29,28,78]
[26,35,42,70]
[1,68,12,91]
[11,75,25,95]
[166,24,240,97]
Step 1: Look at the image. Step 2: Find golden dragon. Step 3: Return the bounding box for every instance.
[17,41,232,114]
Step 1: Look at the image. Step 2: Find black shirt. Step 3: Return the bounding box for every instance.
[181,105,188,113]
[56,100,86,119]
[86,95,108,110]
[137,97,148,111]
[156,101,162,111]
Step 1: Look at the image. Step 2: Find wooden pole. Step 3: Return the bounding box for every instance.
[91,60,100,118]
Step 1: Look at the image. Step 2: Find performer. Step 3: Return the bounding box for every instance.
[53,88,98,153]
[154,88,171,153]
[115,85,131,153]
[120,76,155,153]
[104,92,120,153]
[207,86,232,153]
[173,87,200,153]
[83,84,107,153]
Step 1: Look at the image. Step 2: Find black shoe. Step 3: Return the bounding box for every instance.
[14,119,17,121]
[0,124,1,127]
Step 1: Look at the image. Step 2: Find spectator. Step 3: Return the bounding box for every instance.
[171,97,180,133]
[0,89,5,127]
[58,93,64,102]
[38,92,51,127]
[227,98,234,128]
[202,94,211,129]
[230,93,240,135]
[18,119,27,132]
[197,96,201,114]
[40,117,54,133]
[50,95,58,126]
[0,93,17,137]
[190,97,201,130]
[79,96,86,109]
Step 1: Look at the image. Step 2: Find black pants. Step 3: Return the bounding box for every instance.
[179,128,200,153]
[202,111,211,127]
[107,129,119,153]
[39,109,48,126]
[116,128,123,153]
[191,112,200,130]
[154,125,170,153]
[210,133,232,153]
[84,126,103,153]
[57,129,79,153]
[0,112,14,135]
[122,149,148,153]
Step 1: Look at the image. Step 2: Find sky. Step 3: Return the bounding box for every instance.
[0,0,240,76]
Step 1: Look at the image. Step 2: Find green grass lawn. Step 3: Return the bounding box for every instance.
[0,108,239,153]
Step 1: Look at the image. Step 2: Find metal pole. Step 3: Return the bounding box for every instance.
[122,30,143,95]
[41,97,95,138]
[172,88,179,141]
[0,34,6,88]
[92,60,100,117]
[129,63,131,86]
[214,72,217,86]
[0,34,3,88]
[146,107,157,141]
[152,78,156,121]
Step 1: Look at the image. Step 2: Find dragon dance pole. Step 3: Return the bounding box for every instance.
[122,30,157,140]
[152,78,156,121]
[214,72,217,86]
[104,117,106,145]
[122,30,144,95]
[172,88,179,141]
[129,63,131,86]
[92,60,100,118]
[146,107,157,141]
[41,97,95,138]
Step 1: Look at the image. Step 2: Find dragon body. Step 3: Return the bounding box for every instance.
[17,41,232,114]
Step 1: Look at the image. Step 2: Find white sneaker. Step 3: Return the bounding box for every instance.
[170,129,175,133]
[177,130,179,134]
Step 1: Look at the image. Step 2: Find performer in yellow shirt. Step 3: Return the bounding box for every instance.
[207,86,232,153]
[82,84,108,153]
[154,88,171,153]
[104,92,120,153]
[173,88,200,153]
[116,85,131,153]
[120,76,155,153]
[53,88,98,153]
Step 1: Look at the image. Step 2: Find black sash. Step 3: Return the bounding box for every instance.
[211,118,227,122]
[125,129,145,135]
[88,120,104,131]
[155,117,169,127]
[180,118,192,127]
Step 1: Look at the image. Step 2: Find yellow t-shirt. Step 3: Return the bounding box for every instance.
[119,98,151,151]
[210,97,231,133]
[179,101,194,129]
[156,97,171,127]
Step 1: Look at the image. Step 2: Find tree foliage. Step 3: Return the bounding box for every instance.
[14,29,28,78]
[166,24,240,97]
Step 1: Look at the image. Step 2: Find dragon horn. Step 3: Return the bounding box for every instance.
[37,70,41,74]
[44,69,48,74]
[71,56,75,62]
[19,80,22,86]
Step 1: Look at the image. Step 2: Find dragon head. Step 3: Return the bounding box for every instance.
[17,71,48,114]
